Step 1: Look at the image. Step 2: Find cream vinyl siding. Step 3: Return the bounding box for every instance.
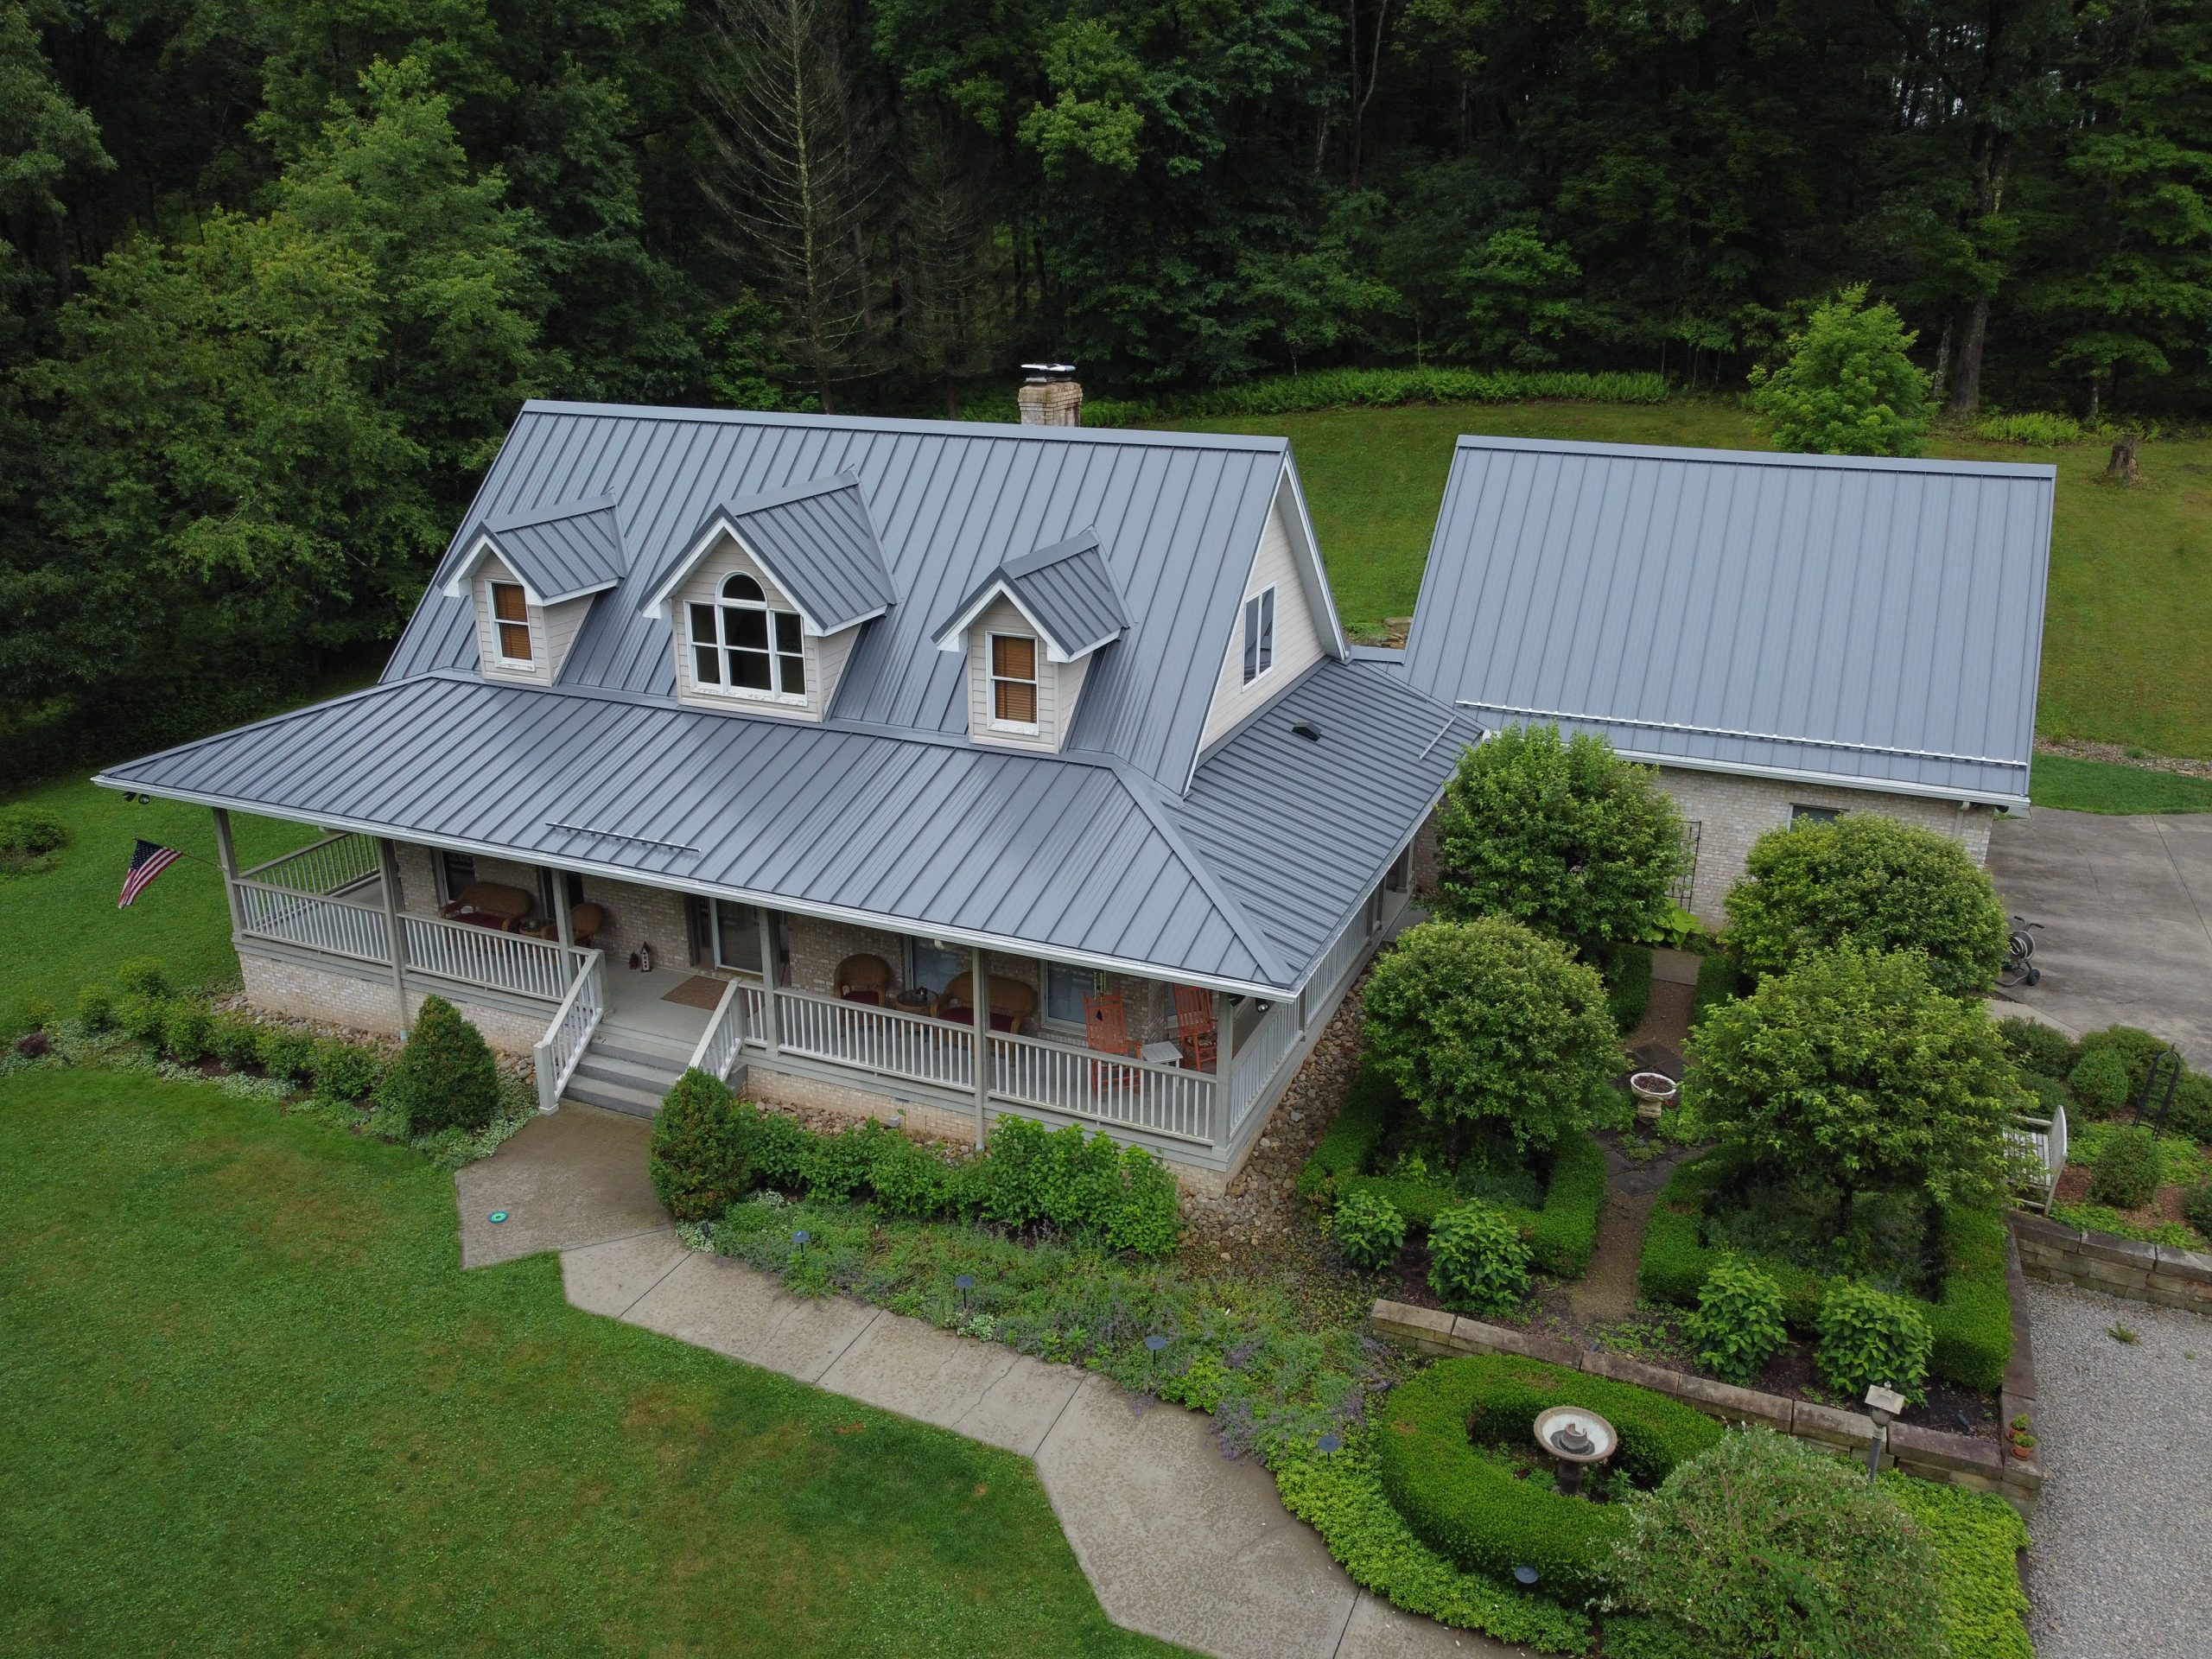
[1198,487,1328,751]
[965,596,1093,752]
[671,535,861,722]
[473,556,550,685]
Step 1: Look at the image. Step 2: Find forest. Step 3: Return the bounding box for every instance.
[2,0,2207,771]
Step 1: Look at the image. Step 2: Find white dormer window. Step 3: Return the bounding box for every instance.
[989,632,1039,731]
[1242,586,1275,684]
[690,573,806,700]
[490,581,534,665]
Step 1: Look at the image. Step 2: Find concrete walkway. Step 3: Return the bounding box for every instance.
[1987,807,2212,1067]
[458,1108,1522,1659]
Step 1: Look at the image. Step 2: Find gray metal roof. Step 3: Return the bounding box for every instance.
[669,472,896,632]
[390,401,1303,790]
[1401,437,2056,804]
[466,495,625,603]
[933,531,1128,658]
[96,672,1313,990]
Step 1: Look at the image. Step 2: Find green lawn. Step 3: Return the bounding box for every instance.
[2029,753,2212,814]
[1159,401,2212,762]
[0,1069,1170,1658]
[0,777,320,1039]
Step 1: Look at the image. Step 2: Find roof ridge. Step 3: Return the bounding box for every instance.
[1001,529,1103,581]
[1452,433,2058,481]
[517,398,1292,454]
[721,468,864,518]
[1111,763,1290,985]
[486,492,620,533]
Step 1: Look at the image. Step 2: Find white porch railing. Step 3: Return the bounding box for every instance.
[397,912,579,1001]
[533,950,606,1113]
[238,832,380,896]
[233,880,391,963]
[688,976,752,1082]
[232,881,586,1001]
[775,988,976,1090]
[988,1029,1216,1145]
[2005,1099,2068,1214]
[1310,899,1376,1007]
[1225,995,1300,1138]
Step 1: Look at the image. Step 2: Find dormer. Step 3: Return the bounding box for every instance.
[932,532,1127,752]
[443,495,624,685]
[641,472,894,722]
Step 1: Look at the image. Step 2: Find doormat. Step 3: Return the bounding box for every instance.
[661,975,730,1011]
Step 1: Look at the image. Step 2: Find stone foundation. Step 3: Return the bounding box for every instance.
[239,950,550,1057]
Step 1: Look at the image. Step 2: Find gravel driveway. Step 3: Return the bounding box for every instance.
[2024,1280,2212,1659]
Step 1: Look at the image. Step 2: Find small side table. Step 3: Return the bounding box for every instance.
[1138,1039,1184,1067]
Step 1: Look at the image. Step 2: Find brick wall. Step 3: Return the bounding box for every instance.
[1652,770,1993,927]
[240,949,548,1054]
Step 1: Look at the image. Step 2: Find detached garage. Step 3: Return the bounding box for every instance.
[1397,436,2056,925]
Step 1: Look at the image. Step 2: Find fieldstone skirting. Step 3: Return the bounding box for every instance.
[2010,1211,2212,1312]
[1370,1298,2042,1514]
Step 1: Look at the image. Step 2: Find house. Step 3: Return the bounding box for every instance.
[1396,436,2056,923]
[98,395,1481,1193]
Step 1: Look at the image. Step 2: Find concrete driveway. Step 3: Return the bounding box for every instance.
[1986,807,2212,1068]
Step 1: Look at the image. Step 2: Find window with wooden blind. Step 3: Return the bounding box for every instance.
[989,632,1039,729]
[490,581,533,663]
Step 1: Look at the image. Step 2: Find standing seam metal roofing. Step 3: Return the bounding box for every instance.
[932,531,1128,657]
[387,402,1294,789]
[454,496,625,603]
[659,472,896,632]
[1401,436,2055,803]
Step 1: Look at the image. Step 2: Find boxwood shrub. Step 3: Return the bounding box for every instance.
[1373,1354,1722,1605]
[1295,1059,1394,1204]
[1637,1152,2012,1391]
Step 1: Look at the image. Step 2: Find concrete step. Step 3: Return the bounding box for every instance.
[590,1026,696,1070]
[563,1072,667,1118]
[574,1048,683,1086]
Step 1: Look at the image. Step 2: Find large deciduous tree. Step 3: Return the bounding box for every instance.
[1684,944,2017,1224]
[1748,284,1931,455]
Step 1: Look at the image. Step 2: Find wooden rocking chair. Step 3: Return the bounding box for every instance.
[1171,984,1218,1071]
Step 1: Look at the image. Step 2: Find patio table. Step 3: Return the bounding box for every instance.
[1138,1039,1183,1067]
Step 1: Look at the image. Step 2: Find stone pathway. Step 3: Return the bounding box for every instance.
[457,1106,1524,1659]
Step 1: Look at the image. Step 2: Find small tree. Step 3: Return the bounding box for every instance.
[1684,945,2016,1226]
[1749,284,1931,457]
[649,1069,753,1222]
[1723,812,2011,996]
[378,995,499,1135]
[1432,727,1688,954]
[1610,1428,1947,1659]
[1362,917,1619,1154]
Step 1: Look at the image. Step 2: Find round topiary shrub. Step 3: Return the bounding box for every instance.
[1996,1014,2077,1079]
[1722,812,2010,995]
[2168,1073,2212,1143]
[2089,1125,2162,1210]
[115,957,169,1000]
[2076,1025,2172,1097]
[2068,1046,2133,1118]
[1815,1279,1933,1402]
[256,1025,315,1084]
[648,1067,752,1221]
[162,1001,213,1064]
[76,982,115,1031]
[1610,1427,1946,1659]
[117,991,169,1046]
[1684,1257,1787,1386]
[1427,1199,1531,1314]
[375,995,495,1131]
[1331,1189,1407,1271]
[1375,1353,1722,1605]
[1363,916,1620,1154]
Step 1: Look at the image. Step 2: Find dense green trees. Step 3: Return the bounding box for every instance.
[3,0,2209,771]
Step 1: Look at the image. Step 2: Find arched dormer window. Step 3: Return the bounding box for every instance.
[689,572,806,699]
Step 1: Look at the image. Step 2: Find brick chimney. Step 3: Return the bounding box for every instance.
[1017,363,1082,426]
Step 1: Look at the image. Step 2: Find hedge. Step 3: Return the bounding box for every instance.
[1294,1060,1394,1205]
[1374,1354,1722,1606]
[1637,1152,2013,1391]
[1079,366,1672,426]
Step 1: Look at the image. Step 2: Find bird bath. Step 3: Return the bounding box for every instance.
[1533,1405,1618,1497]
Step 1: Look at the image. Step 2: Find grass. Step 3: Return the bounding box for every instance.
[1157,400,2212,761]
[0,775,320,1039]
[0,1068,1171,1658]
[2028,753,2212,814]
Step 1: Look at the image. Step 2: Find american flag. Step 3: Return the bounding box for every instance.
[118,839,182,908]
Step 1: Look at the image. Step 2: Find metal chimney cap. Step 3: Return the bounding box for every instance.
[1020,362,1078,381]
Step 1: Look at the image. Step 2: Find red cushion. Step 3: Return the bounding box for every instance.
[841,989,882,1006]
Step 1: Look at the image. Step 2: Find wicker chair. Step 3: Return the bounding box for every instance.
[932,971,1039,1032]
[438,880,534,930]
[568,902,608,948]
[835,953,895,1005]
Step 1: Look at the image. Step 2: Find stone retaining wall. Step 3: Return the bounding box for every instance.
[2011,1211,2212,1312]
[1370,1290,2043,1516]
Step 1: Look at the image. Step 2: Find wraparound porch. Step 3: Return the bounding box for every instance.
[213,816,1406,1181]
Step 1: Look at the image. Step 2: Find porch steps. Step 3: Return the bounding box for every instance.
[563,1028,691,1118]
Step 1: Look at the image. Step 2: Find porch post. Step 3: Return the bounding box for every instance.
[210,808,244,938]
[550,869,574,949]
[970,946,990,1148]
[756,906,782,1054]
[375,837,410,1038]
